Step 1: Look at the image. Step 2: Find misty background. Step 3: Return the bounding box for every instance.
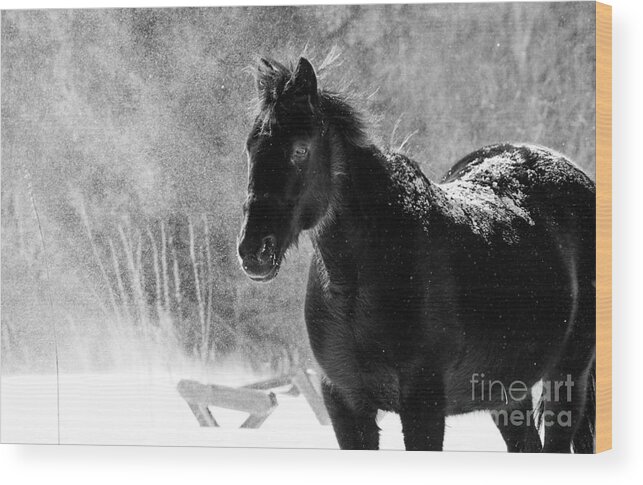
[1,3,596,378]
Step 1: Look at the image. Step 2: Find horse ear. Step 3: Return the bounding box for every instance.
[289,57,318,98]
[256,57,276,99]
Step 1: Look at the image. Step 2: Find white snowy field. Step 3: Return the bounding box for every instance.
[0,366,506,451]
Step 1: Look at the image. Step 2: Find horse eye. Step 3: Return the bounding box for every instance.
[292,146,309,163]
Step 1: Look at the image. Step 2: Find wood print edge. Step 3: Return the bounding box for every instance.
[595,0,612,454]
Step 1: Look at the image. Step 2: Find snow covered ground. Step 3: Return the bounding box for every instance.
[1,365,506,451]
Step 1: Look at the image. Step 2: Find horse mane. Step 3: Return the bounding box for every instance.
[252,55,371,148]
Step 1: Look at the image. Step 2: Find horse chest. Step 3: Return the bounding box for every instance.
[306,286,404,411]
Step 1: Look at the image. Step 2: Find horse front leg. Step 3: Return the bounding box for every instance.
[399,371,446,451]
[321,379,380,450]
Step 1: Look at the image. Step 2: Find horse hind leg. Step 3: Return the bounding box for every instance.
[571,361,596,454]
[542,290,595,453]
[492,395,542,453]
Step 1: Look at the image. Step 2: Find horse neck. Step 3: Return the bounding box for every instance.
[307,136,363,288]
[308,133,444,288]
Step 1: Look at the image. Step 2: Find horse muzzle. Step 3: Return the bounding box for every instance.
[238,234,281,282]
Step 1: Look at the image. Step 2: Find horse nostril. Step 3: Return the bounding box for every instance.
[258,235,277,262]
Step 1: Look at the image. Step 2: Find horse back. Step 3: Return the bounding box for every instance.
[439,143,595,248]
[441,143,595,202]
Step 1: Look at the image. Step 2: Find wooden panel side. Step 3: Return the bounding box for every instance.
[595,1,612,454]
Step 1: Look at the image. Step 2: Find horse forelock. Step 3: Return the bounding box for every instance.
[250,56,370,147]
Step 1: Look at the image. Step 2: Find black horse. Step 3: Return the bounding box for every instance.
[238,57,596,453]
